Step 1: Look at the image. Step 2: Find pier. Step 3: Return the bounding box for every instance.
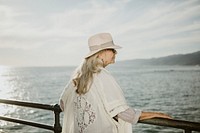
[0,99,200,133]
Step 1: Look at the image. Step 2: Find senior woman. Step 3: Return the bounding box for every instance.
[59,33,171,133]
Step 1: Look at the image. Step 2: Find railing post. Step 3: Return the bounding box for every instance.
[53,104,62,133]
[184,129,192,133]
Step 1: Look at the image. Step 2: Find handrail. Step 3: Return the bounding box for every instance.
[0,99,60,111]
[1,99,200,133]
[0,99,62,133]
[0,116,54,131]
[139,118,200,133]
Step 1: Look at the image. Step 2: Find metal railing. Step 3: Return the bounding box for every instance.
[0,99,62,133]
[1,99,200,133]
[139,118,200,133]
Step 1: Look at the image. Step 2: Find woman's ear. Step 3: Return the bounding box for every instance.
[98,51,103,59]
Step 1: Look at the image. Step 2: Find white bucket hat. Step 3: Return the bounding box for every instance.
[85,33,122,58]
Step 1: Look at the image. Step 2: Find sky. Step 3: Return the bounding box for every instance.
[0,0,200,67]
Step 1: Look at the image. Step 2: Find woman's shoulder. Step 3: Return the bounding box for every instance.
[98,67,111,76]
[63,80,74,92]
[94,68,114,81]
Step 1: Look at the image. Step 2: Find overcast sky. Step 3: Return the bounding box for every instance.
[0,0,200,67]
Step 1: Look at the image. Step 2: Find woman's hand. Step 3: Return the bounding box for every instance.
[139,111,172,120]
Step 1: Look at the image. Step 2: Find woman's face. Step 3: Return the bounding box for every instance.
[99,49,117,67]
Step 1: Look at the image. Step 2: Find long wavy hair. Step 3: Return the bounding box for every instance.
[72,51,104,95]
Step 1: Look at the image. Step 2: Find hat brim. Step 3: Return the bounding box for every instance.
[84,45,122,59]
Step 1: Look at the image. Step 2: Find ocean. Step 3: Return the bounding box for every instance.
[0,65,200,133]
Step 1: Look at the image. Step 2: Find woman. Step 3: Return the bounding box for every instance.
[60,33,171,133]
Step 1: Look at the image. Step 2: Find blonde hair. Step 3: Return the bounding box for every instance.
[73,51,104,95]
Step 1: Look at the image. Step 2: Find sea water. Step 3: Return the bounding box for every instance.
[0,65,200,133]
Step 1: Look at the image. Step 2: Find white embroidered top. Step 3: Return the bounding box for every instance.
[60,68,141,133]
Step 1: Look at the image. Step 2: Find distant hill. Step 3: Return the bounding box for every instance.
[119,51,200,66]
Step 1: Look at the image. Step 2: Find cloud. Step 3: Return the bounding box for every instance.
[112,0,200,59]
[0,5,45,49]
[0,0,200,66]
[115,1,200,34]
[0,0,126,49]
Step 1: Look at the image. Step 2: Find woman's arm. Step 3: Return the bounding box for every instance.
[117,108,141,124]
[117,108,172,124]
[139,111,172,120]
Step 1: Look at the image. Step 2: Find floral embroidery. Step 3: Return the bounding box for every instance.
[74,95,96,133]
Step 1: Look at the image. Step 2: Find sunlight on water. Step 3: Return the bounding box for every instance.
[0,66,8,126]
[0,66,17,126]
[0,67,11,99]
[0,66,199,133]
